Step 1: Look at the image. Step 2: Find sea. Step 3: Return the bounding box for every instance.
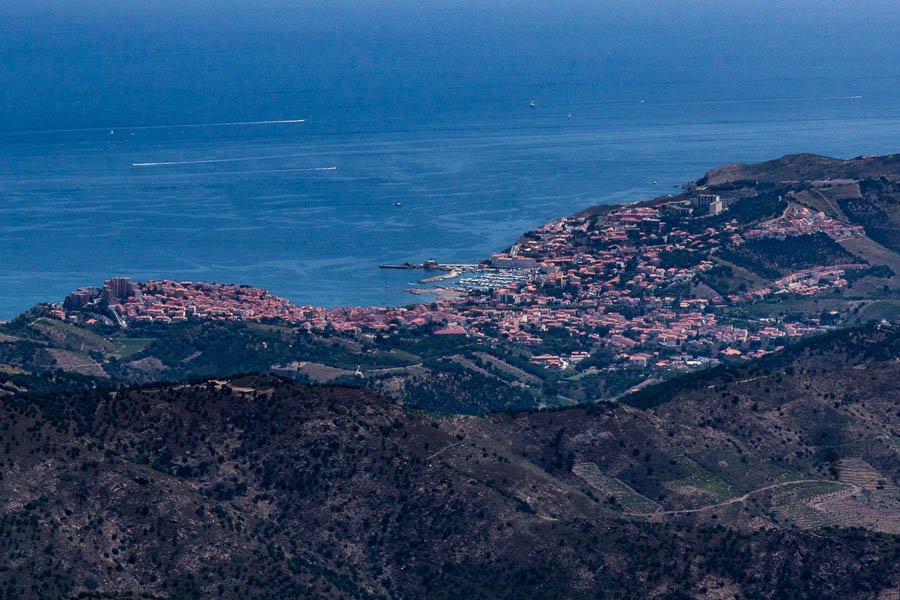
[2,0,900,319]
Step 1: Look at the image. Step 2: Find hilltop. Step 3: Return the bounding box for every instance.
[1,318,899,599]
[698,153,900,187]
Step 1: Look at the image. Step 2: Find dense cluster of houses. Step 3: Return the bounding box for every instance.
[773,264,868,296]
[53,196,866,374]
[745,205,864,240]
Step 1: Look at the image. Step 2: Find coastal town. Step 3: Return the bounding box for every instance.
[48,189,881,379]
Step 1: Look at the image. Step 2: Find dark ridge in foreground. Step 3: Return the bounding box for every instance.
[2,334,899,599]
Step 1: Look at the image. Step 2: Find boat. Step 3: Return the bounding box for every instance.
[567,112,572,119]
[530,100,536,108]
[393,202,403,207]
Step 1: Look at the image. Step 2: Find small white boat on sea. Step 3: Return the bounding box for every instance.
[530,100,536,108]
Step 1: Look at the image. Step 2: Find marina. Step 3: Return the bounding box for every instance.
[390,258,539,296]
[452,269,537,291]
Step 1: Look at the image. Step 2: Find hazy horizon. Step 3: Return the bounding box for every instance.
[2,0,900,318]
[2,0,899,131]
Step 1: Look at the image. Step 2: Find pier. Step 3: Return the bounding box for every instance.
[418,270,459,284]
[379,260,481,271]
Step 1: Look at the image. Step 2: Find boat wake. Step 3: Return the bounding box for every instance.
[132,154,335,167]
[126,118,306,130]
[650,95,864,107]
[3,119,305,136]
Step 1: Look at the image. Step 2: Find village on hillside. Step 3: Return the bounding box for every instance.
[50,192,881,376]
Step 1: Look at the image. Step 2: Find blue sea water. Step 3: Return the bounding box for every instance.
[1,0,900,319]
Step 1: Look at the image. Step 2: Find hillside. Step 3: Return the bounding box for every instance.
[0,312,645,414]
[1,321,899,599]
[697,153,900,187]
[8,153,900,418]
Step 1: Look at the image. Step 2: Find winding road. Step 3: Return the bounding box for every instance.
[625,479,854,517]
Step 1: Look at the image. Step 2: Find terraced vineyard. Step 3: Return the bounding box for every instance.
[572,462,661,514]
[770,481,851,528]
[816,458,900,533]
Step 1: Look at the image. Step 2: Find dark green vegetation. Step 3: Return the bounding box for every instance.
[680,187,788,236]
[694,263,749,295]
[1,331,899,599]
[717,233,864,280]
[0,309,639,414]
[840,177,900,253]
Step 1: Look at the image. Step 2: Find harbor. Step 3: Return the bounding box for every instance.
[386,255,539,298]
[452,269,536,291]
[379,259,482,272]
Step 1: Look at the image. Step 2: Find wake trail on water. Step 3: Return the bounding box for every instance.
[646,95,864,107]
[1,119,305,136]
[132,154,336,167]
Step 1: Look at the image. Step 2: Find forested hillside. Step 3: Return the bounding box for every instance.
[2,322,900,599]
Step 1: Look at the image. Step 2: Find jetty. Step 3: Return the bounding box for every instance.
[418,270,459,284]
[379,259,480,271]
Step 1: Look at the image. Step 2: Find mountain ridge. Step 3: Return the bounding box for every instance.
[1,319,899,598]
[697,153,900,186]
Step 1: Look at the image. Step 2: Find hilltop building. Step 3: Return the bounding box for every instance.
[102,277,139,303]
[709,197,737,215]
[66,286,100,308]
[693,194,718,211]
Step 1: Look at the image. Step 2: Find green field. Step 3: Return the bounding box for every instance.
[29,318,115,353]
[110,337,157,358]
[856,299,900,322]
[737,297,850,317]
[564,368,600,382]
[771,480,847,503]
[666,471,739,502]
